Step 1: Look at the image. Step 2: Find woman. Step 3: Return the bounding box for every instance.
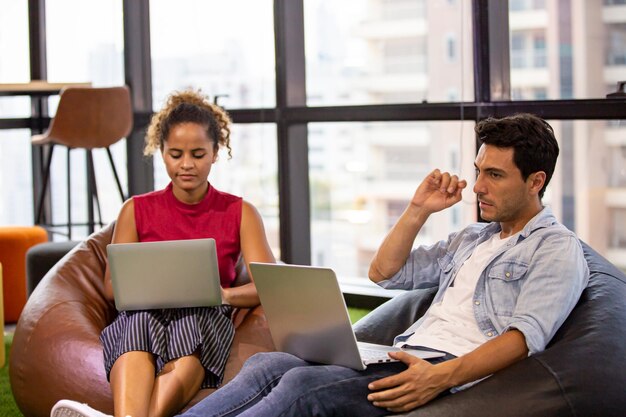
[51,90,275,417]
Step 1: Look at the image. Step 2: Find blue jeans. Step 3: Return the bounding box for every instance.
[180,351,453,417]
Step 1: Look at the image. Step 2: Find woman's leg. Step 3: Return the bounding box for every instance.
[181,352,309,417]
[148,352,205,417]
[109,351,157,417]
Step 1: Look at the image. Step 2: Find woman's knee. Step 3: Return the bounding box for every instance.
[160,352,202,375]
[112,350,156,373]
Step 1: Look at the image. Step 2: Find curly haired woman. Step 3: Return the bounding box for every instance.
[52,90,276,417]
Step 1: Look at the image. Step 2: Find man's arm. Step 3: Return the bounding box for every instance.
[367,330,528,413]
[369,169,467,283]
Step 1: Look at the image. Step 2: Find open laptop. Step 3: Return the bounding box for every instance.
[107,238,222,311]
[249,262,445,370]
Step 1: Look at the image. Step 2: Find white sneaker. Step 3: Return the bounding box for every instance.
[50,400,112,417]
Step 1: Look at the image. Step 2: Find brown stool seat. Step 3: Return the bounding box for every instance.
[32,86,133,239]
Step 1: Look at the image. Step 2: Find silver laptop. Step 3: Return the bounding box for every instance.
[249,262,445,370]
[107,238,222,311]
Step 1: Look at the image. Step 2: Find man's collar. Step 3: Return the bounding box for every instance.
[518,206,556,237]
[478,206,556,238]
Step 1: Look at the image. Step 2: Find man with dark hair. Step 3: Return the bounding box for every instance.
[173,113,589,417]
[475,113,558,199]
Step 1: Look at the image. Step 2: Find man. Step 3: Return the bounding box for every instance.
[364,113,589,411]
[55,113,589,417]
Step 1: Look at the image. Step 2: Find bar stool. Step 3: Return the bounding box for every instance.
[32,86,133,238]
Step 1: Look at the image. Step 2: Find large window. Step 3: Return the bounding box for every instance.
[304,0,475,105]
[0,130,32,225]
[149,0,279,255]
[0,0,29,117]
[309,121,476,279]
[150,0,276,110]
[503,0,626,271]
[508,0,626,100]
[43,0,126,239]
[0,0,31,226]
[0,0,624,280]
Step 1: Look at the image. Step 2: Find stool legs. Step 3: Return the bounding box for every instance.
[67,147,72,240]
[35,146,124,238]
[35,143,55,226]
[106,147,126,202]
[86,150,96,235]
[86,149,107,235]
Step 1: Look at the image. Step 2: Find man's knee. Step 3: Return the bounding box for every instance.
[278,365,345,389]
[277,368,383,416]
[241,352,305,375]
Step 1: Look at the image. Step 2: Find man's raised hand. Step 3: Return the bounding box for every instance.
[410,169,467,214]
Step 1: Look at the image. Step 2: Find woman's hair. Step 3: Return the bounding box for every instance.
[144,89,232,158]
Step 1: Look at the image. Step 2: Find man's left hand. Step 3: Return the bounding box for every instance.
[367,351,450,413]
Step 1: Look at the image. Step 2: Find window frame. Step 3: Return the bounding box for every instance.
[1,0,624,305]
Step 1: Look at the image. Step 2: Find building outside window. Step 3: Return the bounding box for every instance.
[0,0,30,226]
[150,0,280,256]
[0,0,624,277]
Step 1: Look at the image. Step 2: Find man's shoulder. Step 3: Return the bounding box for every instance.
[524,206,576,236]
[527,216,579,242]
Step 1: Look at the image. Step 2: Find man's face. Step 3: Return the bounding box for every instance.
[473,144,540,228]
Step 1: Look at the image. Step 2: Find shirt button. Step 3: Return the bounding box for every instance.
[474,300,480,305]
[505,272,511,278]
[487,332,493,337]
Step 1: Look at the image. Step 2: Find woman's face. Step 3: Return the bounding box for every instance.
[162,122,217,203]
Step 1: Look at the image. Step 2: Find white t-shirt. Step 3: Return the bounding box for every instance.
[397,232,515,357]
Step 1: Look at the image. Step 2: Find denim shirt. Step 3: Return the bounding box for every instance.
[378,207,589,355]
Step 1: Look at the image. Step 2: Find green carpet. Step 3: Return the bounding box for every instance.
[1,333,23,417]
[0,309,370,416]
[348,307,371,324]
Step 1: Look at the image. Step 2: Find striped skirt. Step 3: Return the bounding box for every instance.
[100,305,234,388]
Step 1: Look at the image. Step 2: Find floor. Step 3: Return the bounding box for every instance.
[4,323,15,336]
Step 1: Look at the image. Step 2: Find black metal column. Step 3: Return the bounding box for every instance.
[123,0,154,197]
[472,0,511,115]
[274,0,310,264]
[28,0,49,225]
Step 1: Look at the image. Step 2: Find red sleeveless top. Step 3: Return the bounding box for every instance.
[133,182,242,288]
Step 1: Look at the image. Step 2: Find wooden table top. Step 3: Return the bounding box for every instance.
[0,81,92,96]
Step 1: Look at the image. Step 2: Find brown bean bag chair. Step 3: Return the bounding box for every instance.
[9,222,275,417]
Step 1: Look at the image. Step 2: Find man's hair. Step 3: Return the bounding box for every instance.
[475,113,559,199]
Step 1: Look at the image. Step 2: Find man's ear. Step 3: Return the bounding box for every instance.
[528,171,546,195]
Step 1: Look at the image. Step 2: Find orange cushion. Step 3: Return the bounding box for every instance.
[0,263,4,368]
[0,226,48,323]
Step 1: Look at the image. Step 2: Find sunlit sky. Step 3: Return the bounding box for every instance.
[0,0,368,83]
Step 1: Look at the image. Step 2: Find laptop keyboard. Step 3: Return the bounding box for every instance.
[359,347,396,364]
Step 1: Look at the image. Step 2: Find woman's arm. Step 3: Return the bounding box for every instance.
[103,198,139,301]
[222,200,276,308]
